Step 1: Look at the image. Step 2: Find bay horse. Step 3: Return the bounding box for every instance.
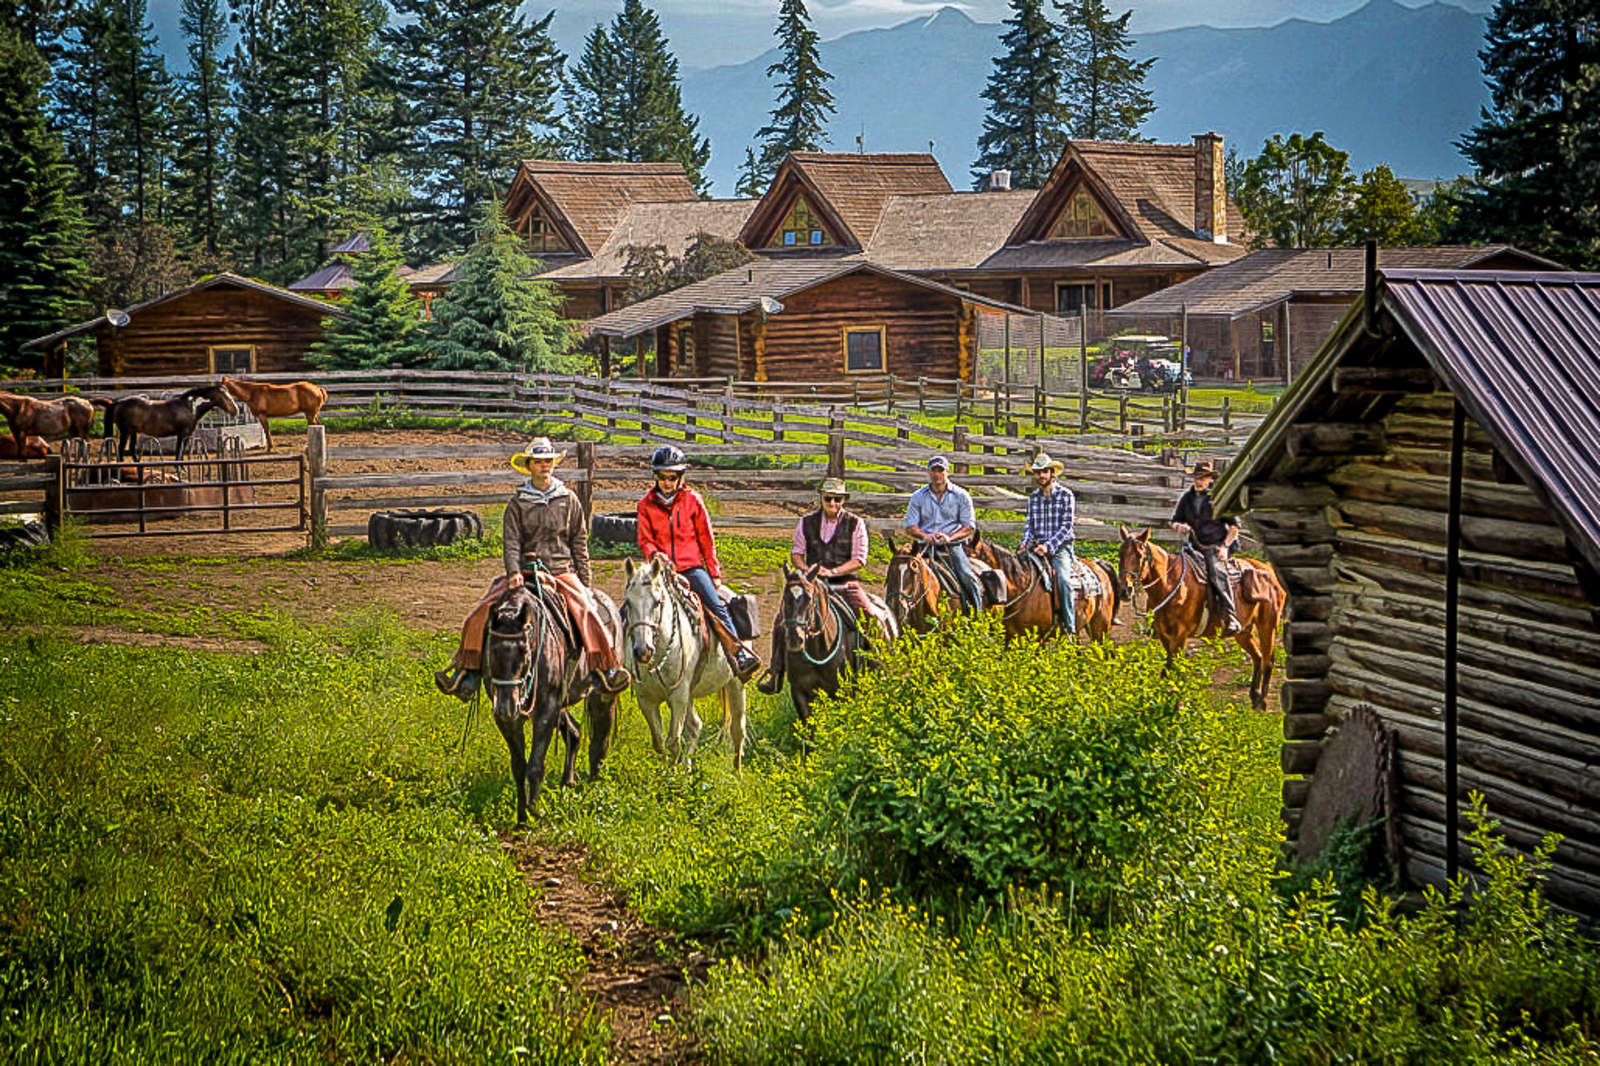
[0,433,48,460]
[884,532,945,633]
[482,580,624,826]
[622,554,749,770]
[1117,527,1287,710]
[774,565,874,724]
[107,385,239,460]
[220,376,328,451]
[0,392,96,456]
[969,532,1117,642]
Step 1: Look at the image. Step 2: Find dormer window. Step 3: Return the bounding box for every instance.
[518,204,567,254]
[1048,188,1115,240]
[770,196,832,249]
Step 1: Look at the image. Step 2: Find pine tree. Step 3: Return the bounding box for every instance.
[972,0,1066,189]
[170,0,229,256]
[427,204,573,372]
[567,0,711,191]
[1451,0,1600,267]
[226,0,298,274]
[751,0,834,184]
[309,223,429,369]
[1342,164,1419,245]
[384,0,566,260]
[1058,0,1154,141]
[0,25,89,367]
[1234,132,1355,249]
[735,146,765,197]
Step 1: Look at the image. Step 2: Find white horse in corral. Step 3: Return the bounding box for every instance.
[621,554,749,770]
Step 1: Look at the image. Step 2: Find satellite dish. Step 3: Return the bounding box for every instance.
[105,308,130,328]
[759,296,784,316]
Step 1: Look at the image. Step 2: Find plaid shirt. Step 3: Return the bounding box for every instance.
[1022,482,1076,553]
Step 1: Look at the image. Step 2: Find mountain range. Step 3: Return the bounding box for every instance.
[683,0,1490,196]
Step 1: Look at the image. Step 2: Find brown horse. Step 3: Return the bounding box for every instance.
[221,376,328,450]
[883,532,946,633]
[0,393,97,456]
[0,433,48,459]
[107,385,239,460]
[970,532,1117,642]
[1116,527,1286,710]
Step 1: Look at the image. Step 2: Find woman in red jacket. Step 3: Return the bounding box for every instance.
[636,445,761,680]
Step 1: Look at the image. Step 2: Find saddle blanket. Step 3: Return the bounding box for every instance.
[1182,546,1244,584]
[1026,553,1102,599]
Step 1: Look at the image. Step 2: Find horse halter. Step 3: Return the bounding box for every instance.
[488,615,542,716]
[781,576,846,666]
[625,576,688,689]
[888,554,935,619]
[1124,540,1186,613]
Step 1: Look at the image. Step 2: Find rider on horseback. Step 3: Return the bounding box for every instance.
[1170,458,1242,635]
[904,455,984,611]
[435,437,630,701]
[635,444,762,682]
[1019,452,1077,637]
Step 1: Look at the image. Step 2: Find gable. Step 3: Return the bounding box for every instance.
[767,194,839,249]
[1007,154,1142,246]
[1046,185,1120,240]
[740,152,951,251]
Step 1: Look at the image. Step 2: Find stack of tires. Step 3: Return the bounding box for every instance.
[367,509,484,550]
[590,512,637,546]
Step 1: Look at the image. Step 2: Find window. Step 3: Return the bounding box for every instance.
[208,345,254,374]
[770,196,833,248]
[1047,188,1116,240]
[518,205,567,253]
[843,326,885,373]
[1055,283,1098,314]
[676,325,695,370]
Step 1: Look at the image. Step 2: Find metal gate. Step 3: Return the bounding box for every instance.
[62,450,306,538]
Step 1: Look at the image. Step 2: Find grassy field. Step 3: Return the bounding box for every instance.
[3,533,1597,1064]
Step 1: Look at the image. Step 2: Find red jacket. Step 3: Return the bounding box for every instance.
[637,488,721,579]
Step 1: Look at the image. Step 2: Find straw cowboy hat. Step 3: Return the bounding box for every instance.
[509,436,566,474]
[1188,458,1218,479]
[1026,452,1064,475]
[818,477,850,499]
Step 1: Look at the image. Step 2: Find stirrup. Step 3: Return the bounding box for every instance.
[755,670,783,696]
[731,648,762,682]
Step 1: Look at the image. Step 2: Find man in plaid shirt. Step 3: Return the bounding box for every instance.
[1020,452,1077,637]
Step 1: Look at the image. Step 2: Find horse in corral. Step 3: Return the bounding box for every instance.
[482,580,625,825]
[220,376,328,451]
[106,384,239,460]
[622,554,749,770]
[774,565,879,724]
[0,433,48,460]
[969,531,1117,642]
[0,392,97,455]
[1117,527,1287,710]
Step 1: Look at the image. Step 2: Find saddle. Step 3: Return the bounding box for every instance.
[1182,545,1244,585]
[1024,552,1102,611]
[526,575,581,656]
[913,544,1003,607]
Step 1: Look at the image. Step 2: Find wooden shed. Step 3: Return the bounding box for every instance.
[1212,265,1600,914]
[21,273,347,378]
[583,258,1040,382]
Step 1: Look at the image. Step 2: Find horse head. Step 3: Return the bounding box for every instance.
[780,564,824,655]
[623,554,672,664]
[1116,526,1155,602]
[485,587,538,724]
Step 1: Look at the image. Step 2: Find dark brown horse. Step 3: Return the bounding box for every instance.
[107,385,239,460]
[0,433,48,459]
[1116,527,1287,710]
[970,532,1117,642]
[0,392,96,456]
[775,565,871,724]
[221,377,327,451]
[884,532,946,633]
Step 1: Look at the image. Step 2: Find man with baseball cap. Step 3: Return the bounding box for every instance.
[1020,452,1077,637]
[1170,457,1241,634]
[903,454,983,611]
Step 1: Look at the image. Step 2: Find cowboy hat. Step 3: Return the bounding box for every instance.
[1026,452,1064,474]
[1188,458,1218,479]
[510,436,565,474]
[818,477,850,499]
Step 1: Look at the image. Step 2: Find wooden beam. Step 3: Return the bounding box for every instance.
[1332,366,1437,394]
[1284,422,1387,458]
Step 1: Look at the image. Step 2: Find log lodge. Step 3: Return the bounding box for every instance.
[1212,261,1600,915]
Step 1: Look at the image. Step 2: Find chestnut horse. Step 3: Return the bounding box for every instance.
[970,532,1117,642]
[0,433,49,460]
[883,532,946,633]
[220,377,328,451]
[107,385,239,460]
[0,392,96,456]
[1116,527,1286,710]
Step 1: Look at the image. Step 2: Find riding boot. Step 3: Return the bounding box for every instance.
[755,630,784,694]
[711,619,762,682]
[587,667,631,695]
[433,667,480,702]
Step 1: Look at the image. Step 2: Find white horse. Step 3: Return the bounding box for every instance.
[621,554,749,770]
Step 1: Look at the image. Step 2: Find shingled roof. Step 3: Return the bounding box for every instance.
[740,152,952,250]
[505,160,701,257]
[1107,245,1562,318]
[542,198,758,281]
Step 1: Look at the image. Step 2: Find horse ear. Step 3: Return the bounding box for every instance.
[883,531,897,553]
[804,563,820,581]
[650,553,667,577]
[1119,524,1130,540]
[624,558,635,579]
[1137,528,1151,543]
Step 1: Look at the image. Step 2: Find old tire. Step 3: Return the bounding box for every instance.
[367,512,396,550]
[0,519,49,553]
[368,509,482,550]
[591,512,637,546]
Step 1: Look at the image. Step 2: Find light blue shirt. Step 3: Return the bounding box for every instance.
[905,482,976,536]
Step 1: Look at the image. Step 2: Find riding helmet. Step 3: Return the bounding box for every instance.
[651,444,689,472]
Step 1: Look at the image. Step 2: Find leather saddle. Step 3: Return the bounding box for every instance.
[915,545,1004,608]
[1024,552,1101,611]
[1182,545,1243,585]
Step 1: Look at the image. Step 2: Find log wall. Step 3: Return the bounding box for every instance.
[97,285,332,377]
[1250,389,1600,915]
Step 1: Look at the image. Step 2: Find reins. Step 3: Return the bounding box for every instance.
[1128,542,1188,614]
[626,575,690,690]
[488,566,552,718]
[781,577,849,667]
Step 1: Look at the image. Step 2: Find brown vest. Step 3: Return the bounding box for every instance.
[802,509,860,575]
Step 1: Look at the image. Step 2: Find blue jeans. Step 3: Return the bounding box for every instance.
[683,566,739,637]
[1046,544,1076,634]
[934,542,984,611]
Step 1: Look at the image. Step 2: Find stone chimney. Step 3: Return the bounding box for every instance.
[1193,132,1227,244]
[987,169,1012,192]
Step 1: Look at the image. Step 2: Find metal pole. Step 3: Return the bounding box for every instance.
[1079,303,1089,431]
[1003,313,1012,391]
[1283,304,1294,389]
[1445,399,1465,882]
[1180,302,1190,417]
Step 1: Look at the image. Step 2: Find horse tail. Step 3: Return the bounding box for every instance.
[1107,558,1127,612]
[718,687,731,746]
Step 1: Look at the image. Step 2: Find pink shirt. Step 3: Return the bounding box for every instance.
[792,512,869,567]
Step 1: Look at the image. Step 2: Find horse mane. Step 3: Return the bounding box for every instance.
[177,385,220,403]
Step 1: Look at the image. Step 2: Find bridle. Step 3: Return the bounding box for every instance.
[625,575,689,690]
[781,575,848,667]
[1121,539,1187,614]
[487,598,549,717]
[887,552,937,623]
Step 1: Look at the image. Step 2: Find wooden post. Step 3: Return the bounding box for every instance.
[1118,394,1129,435]
[827,429,846,479]
[1078,313,1089,433]
[953,423,971,476]
[851,378,860,407]
[43,454,63,535]
[982,421,994,471]
[955,380,964,421]
[774,407,785,442]
[307,423,327,547]
[1034,384,1044,429]
[917,376,927,414]
[886,376,895,413]
[1002,312,1012,397]
[576,441,595,519]
[1180,301,1189,422]
[1223,395,1233,433]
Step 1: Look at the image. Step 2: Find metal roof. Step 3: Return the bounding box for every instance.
[1213,267,1600,576]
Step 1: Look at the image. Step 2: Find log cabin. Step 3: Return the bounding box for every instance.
[20,273,348,379]
[1211,261,1600,915]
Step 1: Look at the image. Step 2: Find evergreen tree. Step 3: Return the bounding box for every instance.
[972,0,1066,189]
[1451,0,1600,267]
[1058,0,1154,141]
[226,0,298,274]
[751,0,834,185]
[384,0,566,260]
[567,0,711,191]
[1235,132,1355,249]
[309,223,429,369]
[1342,164,1419,245]
[427,204,572,372]
[735,146,765,197]
[0,25,89,366]
[170,0,229,256]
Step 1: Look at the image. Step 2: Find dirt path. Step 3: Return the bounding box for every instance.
[501,837,707,1065]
